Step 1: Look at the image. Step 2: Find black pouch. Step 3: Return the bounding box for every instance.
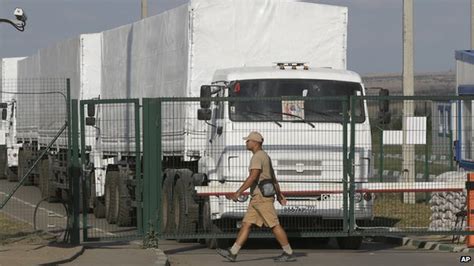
[258,178,276,197]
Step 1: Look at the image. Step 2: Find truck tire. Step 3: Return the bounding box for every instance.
[336,236,363,250]
[6,166,18,182]
[17,145,38,186]
[0,145,7,179]
[116,167,133,227]
[201,200,231,249]
[39,158,55,200]
[173,170,199,242]
[89,171,96,210]
[10,148,22,182]
[93,197,106,218]
[105,170,119,224]
[161,171,175,235]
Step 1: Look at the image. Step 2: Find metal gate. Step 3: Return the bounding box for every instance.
[141,95,474,248]
[79,99,142,242]
[142,96,353,245]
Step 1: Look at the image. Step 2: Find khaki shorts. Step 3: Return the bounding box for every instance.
[242,195,280,228]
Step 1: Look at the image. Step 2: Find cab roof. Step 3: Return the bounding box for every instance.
[212,66,362,84]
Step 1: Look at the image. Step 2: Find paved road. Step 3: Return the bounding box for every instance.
[160,238,466,266]
[0,179,138,240]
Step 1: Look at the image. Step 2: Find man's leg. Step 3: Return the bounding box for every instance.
[272,224,290,247]
[272,224,296,262]
[235,222,252,246]
[216,222,253,262]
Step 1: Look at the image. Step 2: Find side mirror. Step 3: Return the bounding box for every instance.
[379,88,389,113]
[200,85,212,109]
[1,109,7,120]
[378,88,391,124]
[197,108,212,121]
[85,117,96,126]
[87,103,95,117]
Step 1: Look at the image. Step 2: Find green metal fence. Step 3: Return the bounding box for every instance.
[68,95,474,247]
[139,95,473,249]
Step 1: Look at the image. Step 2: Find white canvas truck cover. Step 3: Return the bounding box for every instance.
[37,33,101,146]
[14,34,101,145]
[17,54,40,141]
[101,0,348,155]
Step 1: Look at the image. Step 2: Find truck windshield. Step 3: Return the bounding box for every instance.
[228,79,365,123]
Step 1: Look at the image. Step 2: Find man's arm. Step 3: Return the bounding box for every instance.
[269,161,287,205]
[227,169,260,201]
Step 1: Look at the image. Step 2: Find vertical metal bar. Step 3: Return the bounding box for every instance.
[80,101,88,241]
[449,129,454,171]
[424,114,429,203]
[67,79,71,155]
[155,99,163,235]
[342,97,349,234]
[70,99,81,244]
[142,98,151,234]
[379,127,384,182]
[135,100,143,235]
[349,96,356,233]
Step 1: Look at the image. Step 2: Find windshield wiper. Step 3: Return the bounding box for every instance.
[304,109,343,123]
[244,111,282,127]
[272,112,315,128]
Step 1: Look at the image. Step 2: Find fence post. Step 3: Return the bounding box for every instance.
[467,173,474,247]
[349,96,356,232]
[142,99,162,237]
[135,100,143,235]
[379,126,384,182]
[70,99,81,245]
[342,97,349,233]
[79,101,88,241]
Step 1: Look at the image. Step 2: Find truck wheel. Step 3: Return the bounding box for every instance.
[173,170,199,242]
[89,171,96,210]
[161,172,175,235]
[336,236,363,250]
[0,145,7,179]
[105,170,119,224]
[116,167,133,227]
[39,158,49,198]
[201,199,231,249]
[94,197,106,218]
[11,148,22,182]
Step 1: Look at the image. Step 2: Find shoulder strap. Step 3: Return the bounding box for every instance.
[268,157,277,183]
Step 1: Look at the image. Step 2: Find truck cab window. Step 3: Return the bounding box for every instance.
[228,79,365,123]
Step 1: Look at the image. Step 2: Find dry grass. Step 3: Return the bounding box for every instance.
[373,193,431,228]
[0,212,36,244]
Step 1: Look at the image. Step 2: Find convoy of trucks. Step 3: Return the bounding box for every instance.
[0,0,375,249]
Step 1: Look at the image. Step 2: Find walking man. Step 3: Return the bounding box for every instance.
[216,131,295,262]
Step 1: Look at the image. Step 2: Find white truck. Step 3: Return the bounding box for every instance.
[4,34,102,205]
[95,0,373,249]
[0,57,25,180]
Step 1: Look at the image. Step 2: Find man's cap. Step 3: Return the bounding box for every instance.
[243,131,264,143]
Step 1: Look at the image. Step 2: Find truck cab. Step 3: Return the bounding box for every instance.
[197,63,374,227]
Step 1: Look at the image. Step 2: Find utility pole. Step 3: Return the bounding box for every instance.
[141,0,148,19]
[402,0,415,204]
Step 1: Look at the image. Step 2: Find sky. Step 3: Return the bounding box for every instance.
[0,0,470,74]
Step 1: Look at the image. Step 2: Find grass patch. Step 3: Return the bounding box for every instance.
[0,212,33,244]
[373,193,431,228]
